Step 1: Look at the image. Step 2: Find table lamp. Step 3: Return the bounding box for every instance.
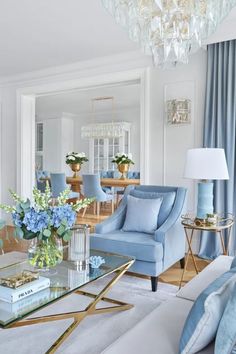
[184,148,229,220]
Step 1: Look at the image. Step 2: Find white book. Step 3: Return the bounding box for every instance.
[0,288,51,321]
[0,276,50,303]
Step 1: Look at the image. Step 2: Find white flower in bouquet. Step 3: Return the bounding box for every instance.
[66,152,88,165]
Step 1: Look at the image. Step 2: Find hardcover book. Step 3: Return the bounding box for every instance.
[0,276,50,303]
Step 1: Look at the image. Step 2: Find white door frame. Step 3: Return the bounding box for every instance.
[17,68,151,199]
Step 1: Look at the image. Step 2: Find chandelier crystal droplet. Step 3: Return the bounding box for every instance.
[101,0,236,67]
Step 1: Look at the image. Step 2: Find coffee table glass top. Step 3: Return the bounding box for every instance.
[0,250,134,328]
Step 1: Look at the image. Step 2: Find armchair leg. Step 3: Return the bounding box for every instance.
[180,257,185,269]
[151,276,158,292]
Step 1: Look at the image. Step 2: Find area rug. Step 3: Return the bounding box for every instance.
[0,272,177,354]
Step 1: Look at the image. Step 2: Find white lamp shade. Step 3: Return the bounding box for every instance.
[184,148,229,180]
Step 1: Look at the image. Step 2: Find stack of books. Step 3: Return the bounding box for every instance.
[0,271,50,303]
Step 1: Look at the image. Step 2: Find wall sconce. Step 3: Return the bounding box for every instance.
[166,99,191,125]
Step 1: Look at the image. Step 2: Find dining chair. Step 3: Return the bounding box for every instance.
[82,174,114,216]
[35,170,50,192]
[50,173,80,200]
[116,171,140,207]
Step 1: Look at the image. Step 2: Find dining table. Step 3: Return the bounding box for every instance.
[40,176,140,193]
[66,176,140,193]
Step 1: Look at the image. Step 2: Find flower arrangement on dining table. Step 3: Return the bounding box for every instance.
[66,152,88,165]
[112,153,134,179]
[0,184,93,270]
[66,152,89,177]
[112,152,134,165]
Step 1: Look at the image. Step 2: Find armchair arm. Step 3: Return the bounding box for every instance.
[95,185,135,234]
[95,202,127,234]
[154,188,187,269]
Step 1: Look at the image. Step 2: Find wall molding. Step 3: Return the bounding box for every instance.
[17,68,151,198]
[0,51,151,87]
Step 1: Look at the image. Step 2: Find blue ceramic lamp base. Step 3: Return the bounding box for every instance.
[196,181,214,219]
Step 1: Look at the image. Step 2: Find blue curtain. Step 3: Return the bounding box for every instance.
[199,40,236,259]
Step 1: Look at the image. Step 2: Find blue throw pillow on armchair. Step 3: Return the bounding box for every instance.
[122,195,163,234]
[129,189,175,227]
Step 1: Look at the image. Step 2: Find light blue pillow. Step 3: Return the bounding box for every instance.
[122,195,162,234]
[179,268,236,354]
[215,283,236,354]
[230,256,236,269]
[130,190,175,227]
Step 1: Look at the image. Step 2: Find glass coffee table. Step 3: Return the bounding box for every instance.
[0,250,134,354]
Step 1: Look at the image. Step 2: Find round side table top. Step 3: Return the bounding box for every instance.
[181,213,234,231]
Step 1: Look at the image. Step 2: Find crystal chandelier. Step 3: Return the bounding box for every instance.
[101,0,236,66]
[81,96,131,138]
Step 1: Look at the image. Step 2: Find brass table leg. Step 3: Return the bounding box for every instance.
[226,226,233,255]
[179,228,199,289]
[6,260,134,354]
[219,230,227,255]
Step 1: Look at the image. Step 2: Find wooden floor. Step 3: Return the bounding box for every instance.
[0,203,210,288]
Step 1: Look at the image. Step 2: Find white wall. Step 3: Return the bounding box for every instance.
[148,54,207,212]
[0,50,207,241]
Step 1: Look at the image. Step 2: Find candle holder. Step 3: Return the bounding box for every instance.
[68,224,90,270]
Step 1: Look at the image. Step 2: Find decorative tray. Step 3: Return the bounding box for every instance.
[0,270,39,289]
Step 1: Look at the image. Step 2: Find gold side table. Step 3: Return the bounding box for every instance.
[179,213,234,288]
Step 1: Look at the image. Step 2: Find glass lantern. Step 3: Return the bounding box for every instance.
[68,224,90,270]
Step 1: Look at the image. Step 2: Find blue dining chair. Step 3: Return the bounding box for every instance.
[116,171,140,207]
[50,173,80,199]
[35,170,50,192]
[82,174,114,216]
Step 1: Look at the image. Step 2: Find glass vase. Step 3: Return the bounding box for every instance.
[68,224,90,270]
[28,234,63,271]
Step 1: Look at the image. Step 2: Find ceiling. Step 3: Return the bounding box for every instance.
[36,83,140,118]
[0,1,236,77]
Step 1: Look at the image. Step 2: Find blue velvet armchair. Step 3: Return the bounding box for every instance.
[90,185,187,291]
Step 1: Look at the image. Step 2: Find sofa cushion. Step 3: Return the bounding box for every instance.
[177,256,233,301]
[215,283,236,354]
[102,297,214,354]
[130,189,176,227]
[230,256,236,269]
[90,230,163,262]
[179,268,236,354]
[122,195,162,234]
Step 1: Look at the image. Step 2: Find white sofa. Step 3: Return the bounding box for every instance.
[102,256,233,354]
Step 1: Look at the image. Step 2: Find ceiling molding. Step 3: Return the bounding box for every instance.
[0,50,150,87]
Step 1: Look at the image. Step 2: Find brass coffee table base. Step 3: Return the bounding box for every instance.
[5,261,134,354]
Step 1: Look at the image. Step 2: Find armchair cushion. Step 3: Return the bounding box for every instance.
[130,190,176,227]
[122,195,162,234]
[90,230,163,262]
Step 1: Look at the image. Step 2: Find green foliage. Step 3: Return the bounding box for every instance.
[112,153,134,165]
[57,188,71,206]
[0,184,94,244]
[65,152,88,165]
[33,181,51,210]
[72,197,95,212]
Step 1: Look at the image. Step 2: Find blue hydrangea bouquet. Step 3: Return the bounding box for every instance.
[0,184,93,270]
